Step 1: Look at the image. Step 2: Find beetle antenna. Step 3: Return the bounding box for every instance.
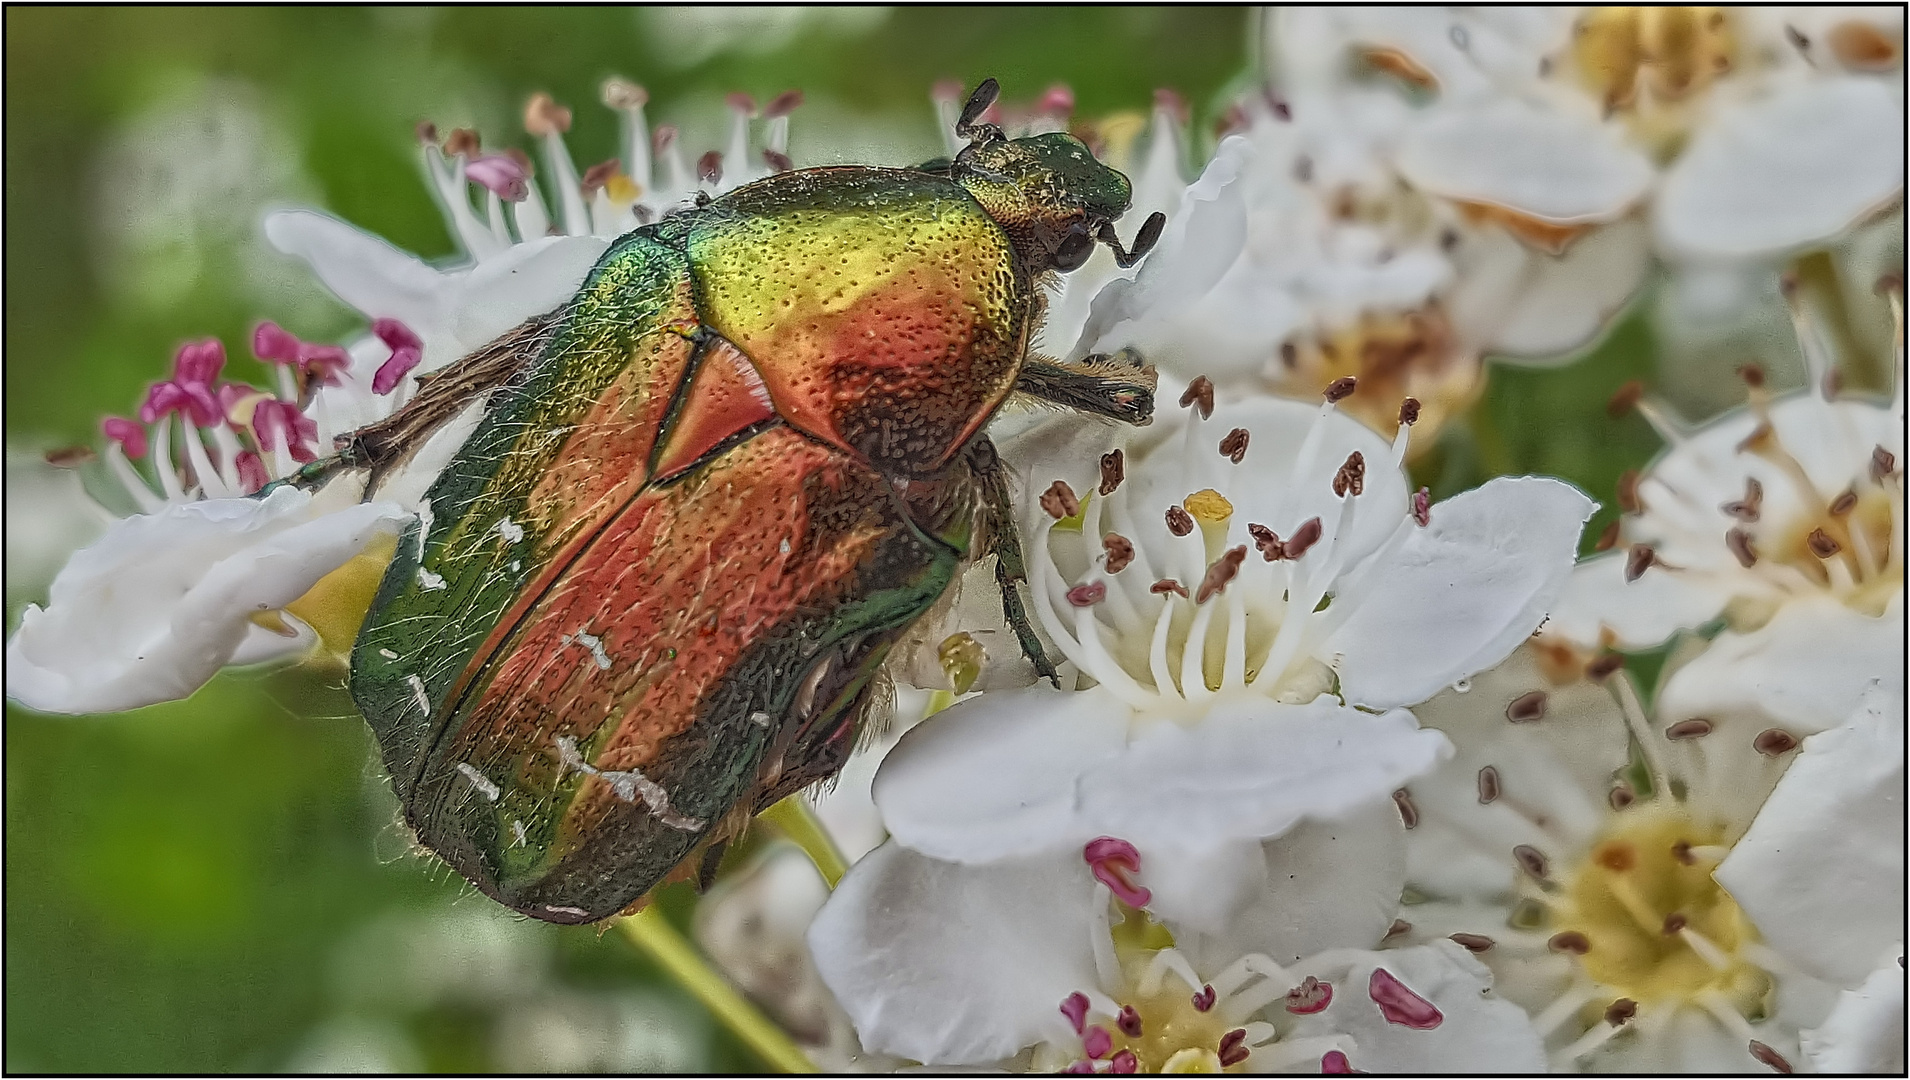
[1097,212,1166,269]
[955,78,1005,146]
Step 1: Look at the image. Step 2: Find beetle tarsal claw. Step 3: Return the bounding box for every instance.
[1099,212,1167,268]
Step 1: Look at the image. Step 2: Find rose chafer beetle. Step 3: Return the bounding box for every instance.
[337,80,1163,923]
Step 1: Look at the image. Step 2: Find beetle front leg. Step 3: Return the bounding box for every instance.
[1014,349,1157,427]
[968,437,1062,688]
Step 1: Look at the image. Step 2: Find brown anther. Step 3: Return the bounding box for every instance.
[1806,528,1842,558]
[1829,488,1858,516]
[1279,341,1299,368]
[43,446,95,468]
[1218,1033,1250,1068]
[1778,271,1801,298]
[764,89,804,118]
[1749,1039,1794,1074]
[1191,984,1217,1012]
[505,147,534,173]
[415,121,439,145]
[601,78,648,110]
[697,150,723,185]
[1219,427,1250,464]
[1283,516,1323,558]
[1179,376,1215,419]
[1098,449,1125,495]
[1594,519,1622,551]
[1476,765,1501,804]
[1392,788,1419,829]
[1604,998,1637,1026]
[763,149,794,173]
[1594,842,1636,872]
[1753,728,1799,756]
[1607,379,1644,418]
[1609,782,1636,810]
[1449,933,1494,953]
[1248,522,1284,561]
[1398,397,1421,425]
[581,159,620,194]
[1671,840,1696,865]
[443,127,481,157]
[1385,918,1411,939]
[1041,480,1081,520]
[1283,976,1332,1014]
[1547,930,1590,954]
[1165,504,1195,536]
[1873,446,1897,482]
[1624,543,1655,582]
[1150,578,1189,598]
[1117,1004,1143,1037]
[1823,368,1844,399]
[725,91,757,116]
[1879,272,1905,297]
[1722,477,1763,522]
[1829,21,1900,70]
[1586,652,1625,680]
[1067,582,1107,607]
[1196,546,1247,603]
[1738,363,1766,389]
[1103,533,1135,574]
[1616,470,1641,514]
[1726,528,1758,568]
[1411,488,1431,527]
[1665,718,1713,740]
[1506,690,1548,723]
[1661,912,1688,936]
[1514,844,1550,880]
[524,92,573,136]
[1324,375,1358,403]
[1332,451,1366,498]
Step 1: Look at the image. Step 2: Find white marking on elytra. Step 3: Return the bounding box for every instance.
[779,537,791,557]
[405,674,431,717]
[510,560,521,573]
[417,567,448,591]
[562,630,613,670]
[496,517,525,544]
[542,905,590,917]
[414,499,434,560]
[511,820,529,847]
[555,735,704,832]
[748,711,773,728]
[454,762,501,802]
[378,648,399,660]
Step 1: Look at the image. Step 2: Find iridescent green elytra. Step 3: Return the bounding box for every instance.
[347,80,1161,923]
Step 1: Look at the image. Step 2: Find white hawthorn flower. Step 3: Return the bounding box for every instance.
[874,385,1595,932]
[1277,7,1905,263]
[810,803,1547,1071]
[6,81,803,715]
[1396,642,1903,1073]
[1551,284,1905,721]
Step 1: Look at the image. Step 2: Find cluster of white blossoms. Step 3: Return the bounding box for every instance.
[6,6,1904,1076]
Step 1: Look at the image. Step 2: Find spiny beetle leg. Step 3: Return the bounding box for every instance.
[970,436,1061,687]
[1015,351,1158,427]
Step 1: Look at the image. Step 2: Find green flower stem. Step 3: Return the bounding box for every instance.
[760,795,849,888]
[618,905,817,1074]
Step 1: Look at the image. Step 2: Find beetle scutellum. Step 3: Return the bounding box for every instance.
[322,79,1164,923]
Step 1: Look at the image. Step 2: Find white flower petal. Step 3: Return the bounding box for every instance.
[1079,697,1453,852]
[265,209,452,345]
[1283,940,1547,1073]
[1656,78,1906,259]
[448,233,608,354]
[1715,691,1904,987]
[873,685,1129,863]
[1547,552,1727,651]
[807,842,1104,1066]
[1484,218,1651,360]
[1325,477,1596,709]
[1801,960,1908,1074]
[1173,801,1406,974]
[1655,597,1905,736]
[5,485,409,714]
[1397,100,1654,225]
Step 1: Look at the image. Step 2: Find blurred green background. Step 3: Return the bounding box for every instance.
[4,7,1261,1072]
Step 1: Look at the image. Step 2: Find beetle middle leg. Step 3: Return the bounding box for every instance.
[968,436,1062,688]
[1014,348,1157,426]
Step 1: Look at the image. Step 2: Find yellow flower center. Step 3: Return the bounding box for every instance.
[1572,7,1736,155]
[1551,805,1771,1014]
[1275,308,1476,453]
[277,532,399,662]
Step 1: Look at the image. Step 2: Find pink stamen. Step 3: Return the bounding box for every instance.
[1082,1025,1112,1059]
[1284,975,1332,1014]
[253,322,351,386]
[139,339,226,426]
[1039,84,1075,117]
[1218,1028,1250,1068]
[697,150,723,185]
[1191,984,1216,1012]
[1060,992,1090,1035]
[764,89,804,119]
[1369,968,1443,1029]
[652,124,678,153]
[1115,1005,1142,1037]
[253,399,319,464]
[102,417,148,459]
[1068,581,1107,607]
[1083,837,1151,908]
[371,319,424,395]
[1322,1049,1354,1073]
[465,153,531,202]
[1108,1049,1137,1074]
[234,450,269,493]
[1412,487,1431,527]
[932,79,965,104]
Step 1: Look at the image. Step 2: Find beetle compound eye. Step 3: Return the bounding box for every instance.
[1052,226,1095,272]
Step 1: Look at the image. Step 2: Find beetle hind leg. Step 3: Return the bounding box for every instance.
[1014,348,1157,426]
[969,437,1063,688]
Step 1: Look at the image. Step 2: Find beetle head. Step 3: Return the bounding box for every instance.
[947,80,1163,275]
